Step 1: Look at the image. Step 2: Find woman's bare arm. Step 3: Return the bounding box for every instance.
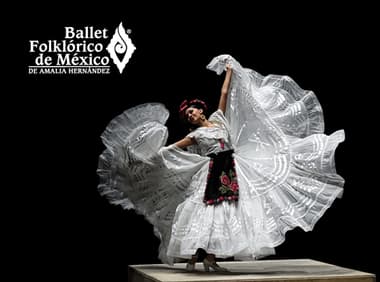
[218,65,233,114]
[174,136,196,149]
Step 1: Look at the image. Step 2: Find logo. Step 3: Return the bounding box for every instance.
[28,22,136,75]
[107,23,136,74]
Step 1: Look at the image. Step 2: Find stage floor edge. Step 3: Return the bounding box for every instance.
[128,259,375,282]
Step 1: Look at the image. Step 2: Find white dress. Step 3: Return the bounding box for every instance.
[97,55,345,264]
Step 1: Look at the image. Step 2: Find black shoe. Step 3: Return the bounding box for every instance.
[202,258,229,272]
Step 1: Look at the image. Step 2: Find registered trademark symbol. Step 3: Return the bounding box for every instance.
[127,29,132,34]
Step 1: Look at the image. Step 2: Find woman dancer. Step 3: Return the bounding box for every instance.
[97,55,345,272]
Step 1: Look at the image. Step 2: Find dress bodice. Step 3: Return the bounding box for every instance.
[186,110,233,156]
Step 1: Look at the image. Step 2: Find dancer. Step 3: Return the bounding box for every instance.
[97,55,345,272]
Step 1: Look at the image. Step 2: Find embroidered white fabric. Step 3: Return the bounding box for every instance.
[97,55,345,264]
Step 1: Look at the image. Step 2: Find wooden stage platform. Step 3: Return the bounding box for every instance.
[128,259,375,282]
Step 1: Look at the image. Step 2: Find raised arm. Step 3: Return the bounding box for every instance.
[218,65,233,114]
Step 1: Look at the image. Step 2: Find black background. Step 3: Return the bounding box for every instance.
[12,2,378,281]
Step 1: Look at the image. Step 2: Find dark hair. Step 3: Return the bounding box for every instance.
[179,99,207,119]
[178,99,208,131]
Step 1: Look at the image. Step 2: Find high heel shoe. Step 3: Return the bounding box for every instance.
[202,258,229,272]
[186,252,199,272]
[186,261,195,271]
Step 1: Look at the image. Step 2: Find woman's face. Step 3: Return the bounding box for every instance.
[185,107,203,125]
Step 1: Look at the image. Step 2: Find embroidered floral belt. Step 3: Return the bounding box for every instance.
[204,150,239,205]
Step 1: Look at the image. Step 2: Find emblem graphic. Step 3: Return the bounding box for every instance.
[107,22,136,73]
